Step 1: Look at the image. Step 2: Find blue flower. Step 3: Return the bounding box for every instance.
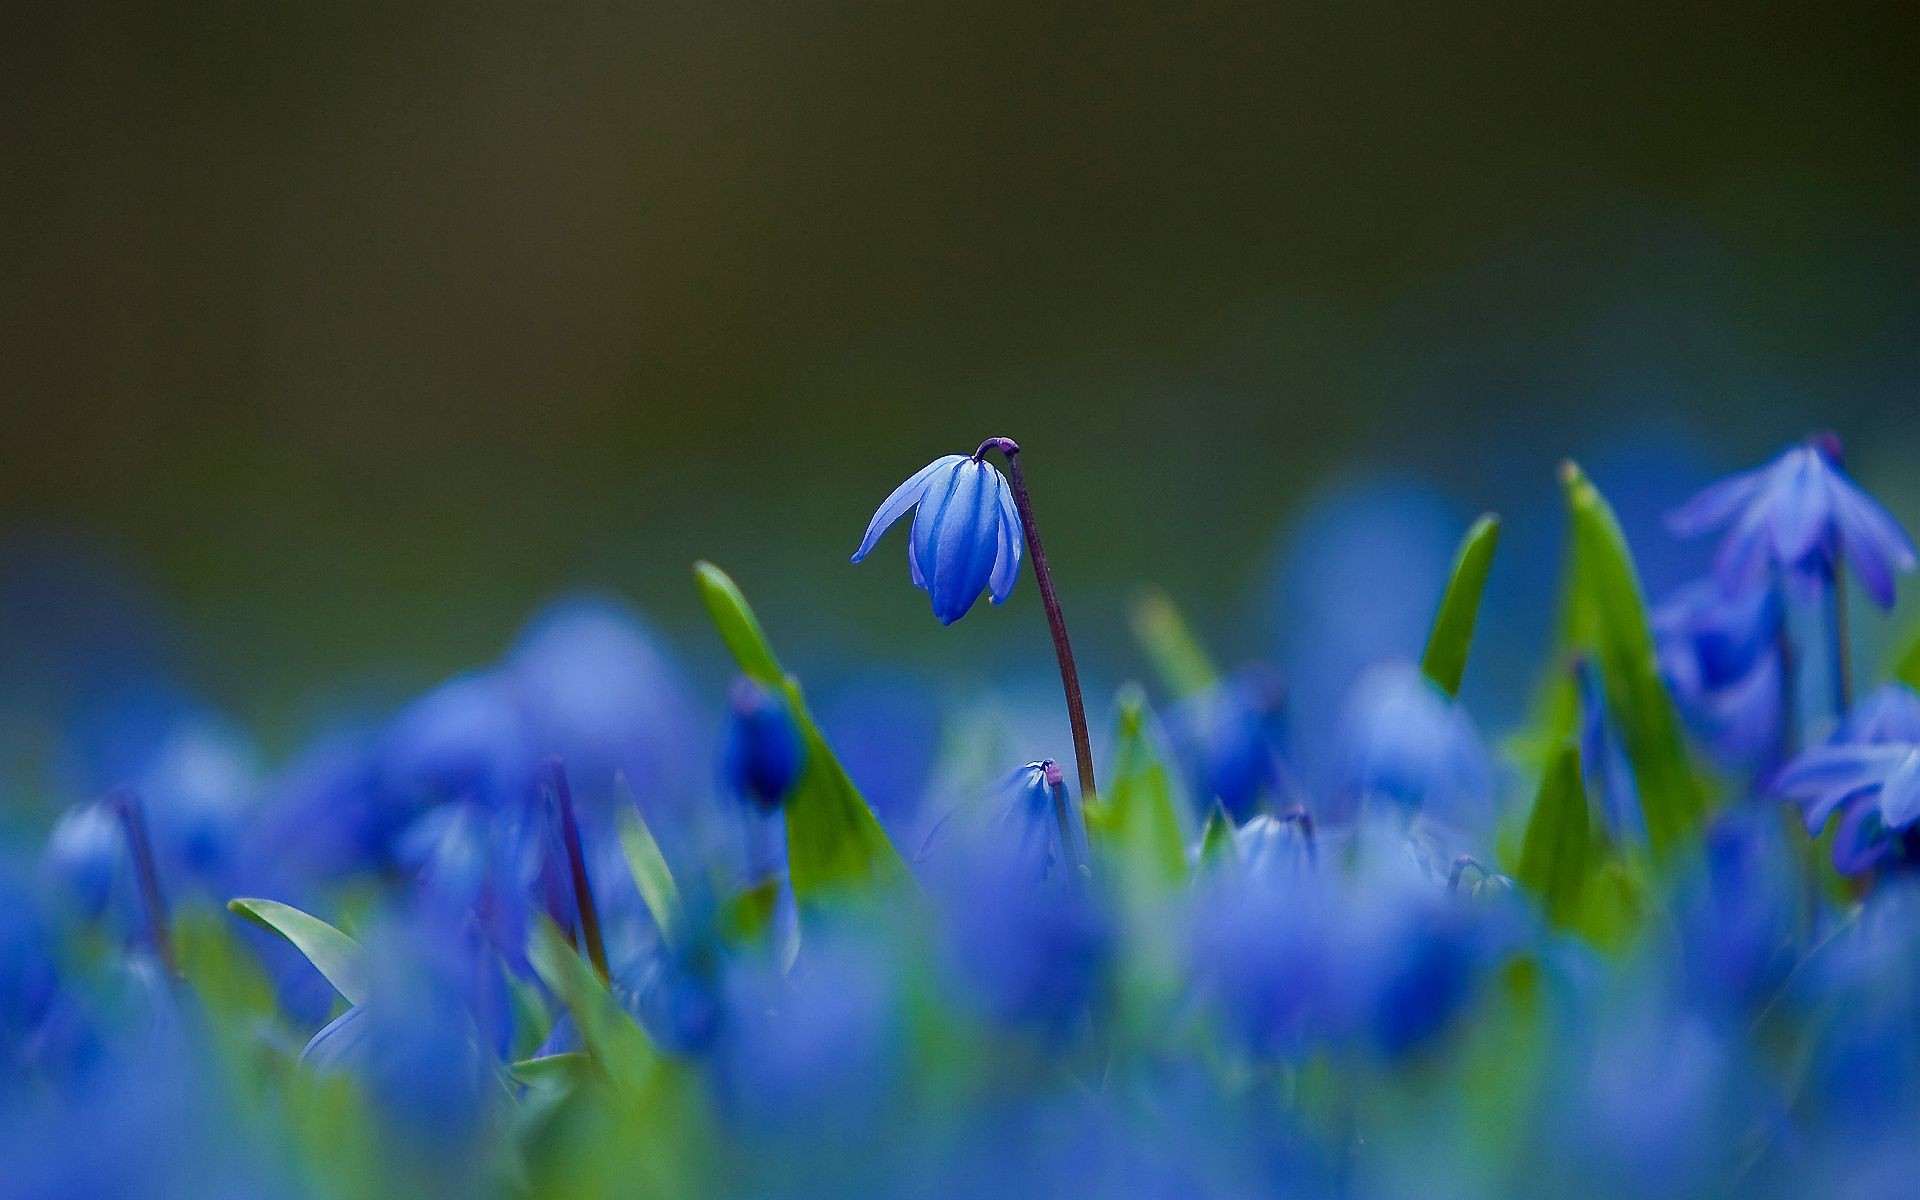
[1773,691,1920,875]
[1334,661,1490,827]
[1667,436,1916,607]
[852,453,1024,625]
[1652,580,1785,767]
[1168,667,1291,824]
[721,679,805,812]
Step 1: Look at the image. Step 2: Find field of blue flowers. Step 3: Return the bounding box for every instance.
[4,433,1918,1199]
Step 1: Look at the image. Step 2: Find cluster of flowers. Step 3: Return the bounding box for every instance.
[1,435,1917,1199]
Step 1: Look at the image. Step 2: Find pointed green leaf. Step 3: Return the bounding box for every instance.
[1513,744,1590,926]
[1085,684,1189,886]
[1560,462,1706,863]
[1421,514,1501,697]
[1129,588,1219,697]
[613,777,683,949]
[526,919,655,1084]
[692,562,910,900]
[228,898,370,1005]
[509,1052,591,1088]
[1197,801,1235,870]
[694,561,785,685]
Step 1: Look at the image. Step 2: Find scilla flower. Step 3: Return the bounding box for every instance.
[1667,434,1916,607]
[853,453,1023,625]
[1773,690,1920,875]
[722,679,805,812]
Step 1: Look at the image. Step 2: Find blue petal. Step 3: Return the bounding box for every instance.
[1667,465,1768,536]
[300,1002,373,1072]
[1765,449,1832,570]
[913,460,1001,624]
[1876,749,1920,830]
[1829,471,1917,609]
[852,455,967,563]
[988,467,1024,605]
[1773,743,1908,833]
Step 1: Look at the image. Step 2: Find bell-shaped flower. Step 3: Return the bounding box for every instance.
[721,679,805,812]
[1667,436,1916,607]
[1773,690,1920,874]
[853,454,1024,625]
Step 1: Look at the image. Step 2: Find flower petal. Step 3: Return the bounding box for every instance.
[988,466,1024,605]
[1667,465,1768,537]
[1875,749,1920,830]
[1829,472,1917,609]
[1766,448,1832,570]
[914,460,1000,624]
[852,455,967,563]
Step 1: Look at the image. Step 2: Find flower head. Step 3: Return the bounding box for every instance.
[721,679,805,812]
[1652,579,1785,766]
[1667,435,1916,607]
[1773,689,1920,874]
[852,453,1024,624]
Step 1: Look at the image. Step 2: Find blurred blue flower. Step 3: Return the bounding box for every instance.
[1672,809,1798,1011]
[504,594,699,813]
[378,670,533,813]
[1167,667,1291,823]
[298,909,501,1148]
[1667,436,1916,607]
[40,800,120,920]
[710,931,900,1132]
[853,453,1023,624]
[1773,693,1920,875]
[1652,579,1784,768]
[722,679,805,812]
[1335,661,1490,827]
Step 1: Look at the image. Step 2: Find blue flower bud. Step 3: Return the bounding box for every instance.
[722,679,804,811]
[853,453,1024,625]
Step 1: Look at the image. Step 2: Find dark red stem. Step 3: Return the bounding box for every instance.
[975,437,1099,808]
[546,759,610,982]
[109,787,179,978]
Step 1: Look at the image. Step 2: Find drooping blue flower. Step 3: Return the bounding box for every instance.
[852,453,1024,624]
[1667,436,1916,607]
[1652,579,1784,766]
[1772,693,1920,875]
[721,679,805,812]
[1334,660,1490,828]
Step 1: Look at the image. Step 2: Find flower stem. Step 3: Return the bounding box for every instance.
[975,437,1099,808]
[109,787,179,979]
[545,758,610,983]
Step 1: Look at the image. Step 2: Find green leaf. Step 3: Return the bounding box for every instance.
[1197,801,1235,869]
[1084,683,1189,886]
[509,1052,591,1089]
[1129,588,1219,697]
[1421,514,1501,697]
[526,919,656,1085]
[228,898,370,1005]
[1894,625,1920,692]
[1513,744,1591,926]
[613,778,683,949]
[693,561,785,686]
[1560,462,1706,863]
[692,562,910,900]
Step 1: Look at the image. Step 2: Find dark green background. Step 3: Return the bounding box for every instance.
[4,3,1914,739]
